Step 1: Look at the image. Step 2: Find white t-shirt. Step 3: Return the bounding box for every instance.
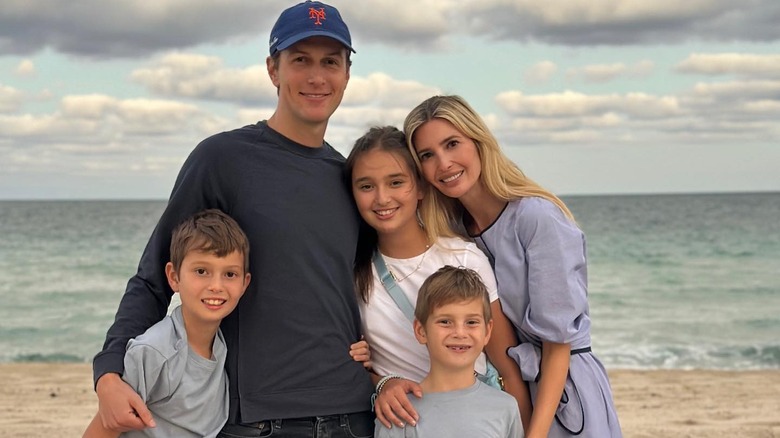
[359,236,499,382]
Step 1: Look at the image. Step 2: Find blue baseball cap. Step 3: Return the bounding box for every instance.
[269,1,355,56]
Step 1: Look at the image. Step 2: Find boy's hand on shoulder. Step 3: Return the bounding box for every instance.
[96,373,155,432]
[375,378,422,429]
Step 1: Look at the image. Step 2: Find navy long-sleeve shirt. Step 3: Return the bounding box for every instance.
[93,121,373,423]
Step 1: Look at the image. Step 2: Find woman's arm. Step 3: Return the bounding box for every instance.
[525,341,570,438]
[484,300,532,430]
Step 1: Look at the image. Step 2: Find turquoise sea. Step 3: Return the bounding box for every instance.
[1,193,778,369]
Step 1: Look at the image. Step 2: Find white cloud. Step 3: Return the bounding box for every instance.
[676,53,780,78]
[344,72,440,107]
[524,61,558,85]
[493,77,780,146]
[131,53,277,105]
[0,83,23,112]
[496,90,681,118]
[15,59,35,77]
[568,60,654,83]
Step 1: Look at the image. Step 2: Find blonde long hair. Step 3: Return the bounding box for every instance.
[403,95,574,238]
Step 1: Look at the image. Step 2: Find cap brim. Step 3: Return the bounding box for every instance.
[273,30,355,55]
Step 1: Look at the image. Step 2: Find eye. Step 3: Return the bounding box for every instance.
[195,268,207,275]
[356,183,373,191]
[436,318,451,326]
[446,139,459,149]
[390,179,405,188]
[225,271,238,279]
[467,319,482,326]
[417,151,431,161]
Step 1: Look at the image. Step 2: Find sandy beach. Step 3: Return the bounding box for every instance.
[1,363,778,437]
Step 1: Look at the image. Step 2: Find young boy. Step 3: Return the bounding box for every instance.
[84,209,251,437]
[375,266,523,438]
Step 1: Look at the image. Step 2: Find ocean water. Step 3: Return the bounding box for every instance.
[1,193,778,370]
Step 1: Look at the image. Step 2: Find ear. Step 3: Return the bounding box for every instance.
[165,262,180,294]
[241,273,252,295]
[483,319,494,346]
[266,56,280,87]
[413,319,427,345]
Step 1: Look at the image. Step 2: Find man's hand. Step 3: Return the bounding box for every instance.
[375,378,422,429]
[95,373,155,432]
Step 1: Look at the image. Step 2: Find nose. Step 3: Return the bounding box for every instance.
[208,276,224,292]
[375,185,391,205]
[436,153,452,172]
[307,65,326,85]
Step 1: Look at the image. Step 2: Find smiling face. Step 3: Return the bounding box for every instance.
[267,36,350,132]
[166,249,250,331]
[351,148,423,239]
[411,118,484,203]
[414,298,492,374]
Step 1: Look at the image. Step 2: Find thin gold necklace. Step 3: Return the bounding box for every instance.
[387,243,431,283]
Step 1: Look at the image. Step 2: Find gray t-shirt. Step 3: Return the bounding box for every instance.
[121,305,228,438]
[375,380,522,438]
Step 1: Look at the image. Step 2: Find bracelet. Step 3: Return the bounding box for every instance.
[370,374,404,411]
[376,374,404,395]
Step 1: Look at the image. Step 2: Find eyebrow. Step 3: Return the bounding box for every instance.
[288,47,345,58]
[438,135,459,146]
[353,173,409,184]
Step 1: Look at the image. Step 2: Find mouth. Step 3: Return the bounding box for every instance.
[447,345,472,352]
[374,207,398,218]
[300,92,331,99]
[202,298,227,307]
[440,171,463,184]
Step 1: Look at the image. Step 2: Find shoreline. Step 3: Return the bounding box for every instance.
[2,364,779,437]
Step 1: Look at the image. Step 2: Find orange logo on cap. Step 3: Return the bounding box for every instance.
[309,7,326,25]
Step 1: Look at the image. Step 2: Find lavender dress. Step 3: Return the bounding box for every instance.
[472,197,622,437]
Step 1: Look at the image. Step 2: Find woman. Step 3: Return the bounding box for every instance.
[404,95,622,438]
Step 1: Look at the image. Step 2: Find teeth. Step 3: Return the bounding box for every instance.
[376,208,396,216]
[442,171,462,183]
[203,299,225,306]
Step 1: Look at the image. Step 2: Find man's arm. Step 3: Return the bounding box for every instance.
[92,138,224,431]
[92,216,181,432]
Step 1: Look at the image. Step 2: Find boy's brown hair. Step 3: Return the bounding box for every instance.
[169,209,250,273]
[415,265,492,324]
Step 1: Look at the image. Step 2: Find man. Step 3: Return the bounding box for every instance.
[93,2,375,437]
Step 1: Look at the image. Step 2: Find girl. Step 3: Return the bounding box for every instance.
[345,126,531,430]
[404,96,622,438]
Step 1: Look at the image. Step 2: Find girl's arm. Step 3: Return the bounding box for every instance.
[349,338,373,370]
[484,300,532,430]
[525,341,570,438]
[348,339,422,429]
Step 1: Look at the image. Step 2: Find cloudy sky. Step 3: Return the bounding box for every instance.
[1,0,778,199]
